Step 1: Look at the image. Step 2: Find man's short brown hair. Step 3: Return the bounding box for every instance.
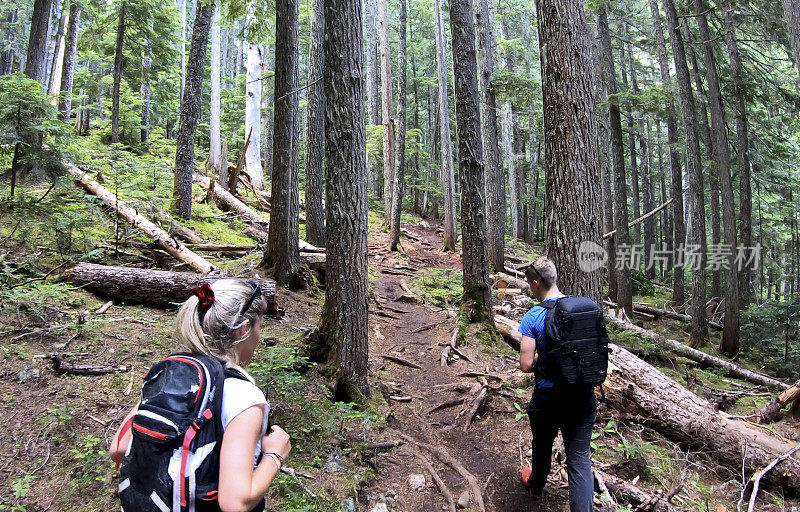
[524,256,557,289]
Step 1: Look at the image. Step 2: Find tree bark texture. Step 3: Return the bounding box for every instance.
[590,21,616,301]
[475,0,504,271]
[366,0,380,125]
[433,0,457,251]
[648,0,685,305]
[319,0,371,399]
[265,0,303,288]
[664,0,707,347]
[783,0,800,78]
[598,6,632,314]
[604,344,800,495]
[110,1,126,143]
[450,0,491,322]
[245,42,263,189]
[389,0,407,252]
[172,0,213,220]
[58,2,80,121]
[65,263,276,312]
[209,4,222,177]
[24,0,53,85]
[724,7,753,309]
[378,0,395,221]
[305,0,326,247]
[535,0,602,304]
[693,0,738,355]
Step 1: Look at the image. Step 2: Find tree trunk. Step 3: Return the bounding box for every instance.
[24,0,53,85]
[47,1,67,95]
[591,21,616,300]
[450,0,491,323]
[264,0,303,288]
[627,40,642,252]
[475,0,504,271]
[178,0,187,106]
[684,27,721,301]
[0,9,18,76]
[522,7,538,245]
[378,0,395,222]
[245,41,263,189]
[304,0,326,247]
[389,0,407,252]
[536,0,602,303]
[783,0,800,78]
[664,0,708,348]
[641,122,656,279]
[65,263,276,311]
[433,0,457,251]
[209,3,222,175]
[757,380,800,423]
[110,1,126,143]
[172,0,213,220]
[141,41,152,143]
[598,6,632,315]
[366,0,380,125]
[648,0,685,305]
[58,2,80,121]
[316,0,371,399]
[693,0,738,356]
[724,6,753,309]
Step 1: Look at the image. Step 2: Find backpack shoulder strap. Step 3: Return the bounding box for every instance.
[224,366,249,381]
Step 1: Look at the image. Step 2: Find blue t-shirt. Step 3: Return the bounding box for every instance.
[518,298,558,389]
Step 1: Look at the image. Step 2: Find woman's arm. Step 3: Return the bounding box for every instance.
[218,406,291,512]
[110,404,138,465]
[519,335,537,373]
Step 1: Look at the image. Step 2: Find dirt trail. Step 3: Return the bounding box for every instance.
[361,222,571,512]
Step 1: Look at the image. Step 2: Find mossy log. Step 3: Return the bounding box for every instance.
[606,315,789,390]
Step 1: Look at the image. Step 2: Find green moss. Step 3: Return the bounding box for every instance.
[410,268,463,308]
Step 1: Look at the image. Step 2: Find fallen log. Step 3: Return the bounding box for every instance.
[606,315,789,390]
[196,175,270,230]
[65,263,277,313]
[756,379,800,423]
[66,163,215,274]
[197,175,324,254]
[494,314,522,350]
[495,315,800,494]
[603,196,676,240]
[185,243,258,253]
[491,272,530,294]
[604,344,800,495]
[604,300,723,331]
[49,353,128,376]
[596,470,688,512]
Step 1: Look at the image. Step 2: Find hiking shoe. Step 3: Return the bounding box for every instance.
[521,466,543,500]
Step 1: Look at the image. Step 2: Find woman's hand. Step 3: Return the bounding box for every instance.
[261,425,291,460]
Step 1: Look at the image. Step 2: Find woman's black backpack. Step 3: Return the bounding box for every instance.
[538,297,610,387]
[117,354,264,512]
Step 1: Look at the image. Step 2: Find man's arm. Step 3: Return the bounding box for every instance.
[519,335,537,373]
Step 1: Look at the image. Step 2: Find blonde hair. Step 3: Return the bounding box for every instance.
[176,279,270,380]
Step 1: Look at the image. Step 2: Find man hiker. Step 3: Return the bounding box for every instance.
[517,257,608,511]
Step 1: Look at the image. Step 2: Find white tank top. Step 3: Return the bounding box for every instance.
[220,377,270,467]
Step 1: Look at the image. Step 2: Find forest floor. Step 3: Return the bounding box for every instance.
[1,171,799,511]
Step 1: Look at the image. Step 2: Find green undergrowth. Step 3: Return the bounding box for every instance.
[254,317,386,509]
[410,267,463,309]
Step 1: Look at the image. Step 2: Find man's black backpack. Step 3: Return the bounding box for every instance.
[118,354,265,512]
[537,296,610,387]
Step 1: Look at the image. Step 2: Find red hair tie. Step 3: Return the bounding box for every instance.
[194,283,215,314]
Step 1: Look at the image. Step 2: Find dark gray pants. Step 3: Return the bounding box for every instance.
[527,386,597,512]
